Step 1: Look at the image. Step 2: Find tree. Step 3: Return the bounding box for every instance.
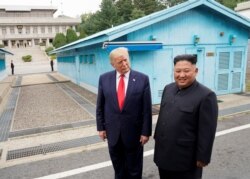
[116,0,134,23]
[75,0,249,38]
[66,28,78,43]
[167,0,186,7]
[216,0,248,9]
[133,0,166,15]
[81,13,102,35]
[167,0,249,9]
[78,28,87,39]
[96,0,120,31]
[52,33,67,48]
[130,8,145,20]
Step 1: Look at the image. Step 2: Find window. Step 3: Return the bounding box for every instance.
[41,26,45,33]
[2,27,7,35]
[55,26,59,33]
[89,54,96,64]
[10,27,15,34]
[62,26,66,33]
[48,26,52,33]
[33,26,38,34]
[83,55,88,64]
[26,26,30,34]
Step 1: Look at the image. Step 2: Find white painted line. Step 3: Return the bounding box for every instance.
[35,161,112,179]
[34,123,250,179]
[215,123,250,137]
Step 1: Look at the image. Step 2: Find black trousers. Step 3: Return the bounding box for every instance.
[158,167,202,179]
[108,136,143,179]
[11,68,14,75]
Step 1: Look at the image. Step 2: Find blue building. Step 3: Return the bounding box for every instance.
[52,0,250,104]
[0,48,13,81]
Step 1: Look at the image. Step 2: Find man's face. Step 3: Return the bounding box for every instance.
[112,55,130,74]
[174,60,198,89]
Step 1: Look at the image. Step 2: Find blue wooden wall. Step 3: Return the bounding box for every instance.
[56,7,249,104]
[0,54,6,81]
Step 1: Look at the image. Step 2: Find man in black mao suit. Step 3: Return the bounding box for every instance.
[154,54,218,179]
[96,47,152,179]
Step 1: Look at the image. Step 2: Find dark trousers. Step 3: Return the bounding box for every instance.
[11,68,14,75]
[158,167,202,179]
[108,136,143,179]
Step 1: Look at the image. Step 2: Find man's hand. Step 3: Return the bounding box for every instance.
[140,135,149,146]
[196,160,208,168]
[99,131,107,141]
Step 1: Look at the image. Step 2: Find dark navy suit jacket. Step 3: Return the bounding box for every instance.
[96,70,152,148]
[154,80,218,171]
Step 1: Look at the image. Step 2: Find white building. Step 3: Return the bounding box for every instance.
[0,5,81,48]
[235,1,250,18]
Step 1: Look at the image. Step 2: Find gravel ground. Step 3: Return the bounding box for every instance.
[65,82,97,105]
[12,83,93,131]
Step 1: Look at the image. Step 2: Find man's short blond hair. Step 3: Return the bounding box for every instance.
[109,47,130,64]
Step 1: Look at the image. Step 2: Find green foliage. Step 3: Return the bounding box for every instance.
[39,42,46,46]
[96,0,120,31]
[133,0,166,15]
[78,28,87,39]
[45,46,54,55]
[167,0,186,7]
[50,54,57,60]
[116,0,134,23]
[167,0,248,9]
[216,0,247,9]
[0,44,4,48]
[53,33,67,48]
[77,0,168,36]
[66,28,78,43]
[130,8,145,21]
[79,13,101,36]
[58,0,249,45]
[22,55,32,62]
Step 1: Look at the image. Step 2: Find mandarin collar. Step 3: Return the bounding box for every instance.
[174,80,198,94]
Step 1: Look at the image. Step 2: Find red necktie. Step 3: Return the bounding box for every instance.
[117,74,125,110]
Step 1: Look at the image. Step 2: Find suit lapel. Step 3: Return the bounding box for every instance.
[110,71,119,110]
[123,70,136,110]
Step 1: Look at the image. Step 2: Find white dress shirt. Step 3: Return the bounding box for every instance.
[116,71,130,96]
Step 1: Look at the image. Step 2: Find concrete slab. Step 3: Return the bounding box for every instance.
[217,93,250,110]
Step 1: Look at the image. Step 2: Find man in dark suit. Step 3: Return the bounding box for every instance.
[96,47,152,179]
[11,60,14,75]
[50,59,54,72]
[154,54,218,179]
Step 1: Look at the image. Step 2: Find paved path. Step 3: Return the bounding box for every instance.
[0,72,250,170]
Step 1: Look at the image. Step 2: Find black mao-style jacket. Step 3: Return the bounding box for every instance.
[154,80,218,171]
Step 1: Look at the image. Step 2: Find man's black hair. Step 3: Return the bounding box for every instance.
[174,54,197,65]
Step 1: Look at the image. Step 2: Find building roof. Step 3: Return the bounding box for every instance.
[0,5,57,12]
[0,48,13,55]
[0,17,81,25]
[235,1,250,12]
[52,0,250,54]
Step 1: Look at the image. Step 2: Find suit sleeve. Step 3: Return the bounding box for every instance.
[196,92,218,164]
[141,76,152,136]
[96,75,105,131]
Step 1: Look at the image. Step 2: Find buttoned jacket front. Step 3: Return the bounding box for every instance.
[96,70,152,148]
[154,80,218,171]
